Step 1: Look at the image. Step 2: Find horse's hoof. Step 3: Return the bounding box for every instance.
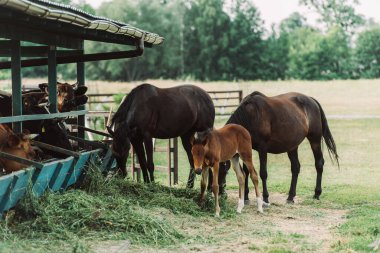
[262,202,271,207]
[215,213,220,218]
[313,195,320,200]
[287,199,295,204]
[257,208,264,214]
[244,199,250,205]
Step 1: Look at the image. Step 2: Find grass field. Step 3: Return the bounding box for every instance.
[0,79,379,252]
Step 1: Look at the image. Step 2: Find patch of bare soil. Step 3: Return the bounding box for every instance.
[92,191,346,253]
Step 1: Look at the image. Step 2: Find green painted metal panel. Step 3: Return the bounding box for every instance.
[0,174,17,214]
[4,168,35,211]
[62,151,91,189]
[49,157,75,192]
[32,162,61,197]
[11,39,22,132]
[0,110,87,124]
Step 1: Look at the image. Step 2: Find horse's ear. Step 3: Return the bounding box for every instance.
[201,135,208,146]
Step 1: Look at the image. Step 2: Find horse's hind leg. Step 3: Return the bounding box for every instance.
[240,153,263,213]
[130,138,150,183]
[231,155,246,213]
[309,139,325,200]
[144,137,155,182]
[181,134,196,188]
[287,148,301,203]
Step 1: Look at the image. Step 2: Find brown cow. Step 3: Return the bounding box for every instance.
[0,124,36,173]
[38,82,88,112]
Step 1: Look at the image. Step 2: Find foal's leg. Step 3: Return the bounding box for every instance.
[240,153,263,213]
[199,166,209,204]
[181,134,196,188]
[144,137,155,182]
[309,139,324,200]
[231,156,246,213]
[287,148,301,203]
[211,163,221,217]
[130,138,150,183]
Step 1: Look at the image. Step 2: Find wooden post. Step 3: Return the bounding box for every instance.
[173,137,178,185]
[11,40,22,133]
[168,139,172,186]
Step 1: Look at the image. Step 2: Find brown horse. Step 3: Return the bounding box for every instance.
[222,91,339,204]
[191,124,263,217]
[0,124,35,173]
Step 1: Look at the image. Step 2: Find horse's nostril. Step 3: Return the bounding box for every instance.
[195,168,202,175]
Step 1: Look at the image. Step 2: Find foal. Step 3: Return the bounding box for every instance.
[191,124,263,217]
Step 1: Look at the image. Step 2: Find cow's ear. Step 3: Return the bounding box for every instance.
[7,134,20,147]
[38,83,48,93]
[75,86,87,96]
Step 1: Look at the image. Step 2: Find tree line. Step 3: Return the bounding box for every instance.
[7,0,380,81]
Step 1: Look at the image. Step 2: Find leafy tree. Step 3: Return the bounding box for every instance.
[355,26,380,78]
[183,0,232,80]
[227,0,264,80]
[299,0,364,34]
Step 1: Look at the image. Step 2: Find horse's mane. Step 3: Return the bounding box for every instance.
[110,84,148,128]
[227,91,264,136]
[227,103,254,134]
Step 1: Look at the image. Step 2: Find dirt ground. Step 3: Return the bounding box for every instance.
[92,192,346,253]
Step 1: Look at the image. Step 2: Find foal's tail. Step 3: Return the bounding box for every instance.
[312,98,340,167]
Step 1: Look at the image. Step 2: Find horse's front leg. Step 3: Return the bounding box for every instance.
[259,151,270,205]
[180,134,196,188]
[130,138,150,183]
[199,166,209,205]
[211,163,220,217]
[144,137,155,182]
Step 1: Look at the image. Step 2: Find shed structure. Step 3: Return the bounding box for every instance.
[0,0,163,215]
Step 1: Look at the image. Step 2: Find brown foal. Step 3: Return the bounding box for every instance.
[191,124,263,217]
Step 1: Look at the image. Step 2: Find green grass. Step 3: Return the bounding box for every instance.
[150,118,380,252]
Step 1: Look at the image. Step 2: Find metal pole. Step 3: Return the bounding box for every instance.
[77,44,85,140]
[11,40,22,132]
[48,45,57,113]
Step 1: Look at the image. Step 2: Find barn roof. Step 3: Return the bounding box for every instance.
[0,0,164,48]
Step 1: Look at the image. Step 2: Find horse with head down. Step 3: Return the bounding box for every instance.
[107,83,215,184]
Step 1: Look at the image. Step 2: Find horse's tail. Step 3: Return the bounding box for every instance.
[312,98,339,167]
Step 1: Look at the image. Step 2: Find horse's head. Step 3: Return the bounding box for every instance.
[190,130,210,175]
[107,126,130,177]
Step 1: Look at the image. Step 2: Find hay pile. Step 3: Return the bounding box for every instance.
[0,166,235,252]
